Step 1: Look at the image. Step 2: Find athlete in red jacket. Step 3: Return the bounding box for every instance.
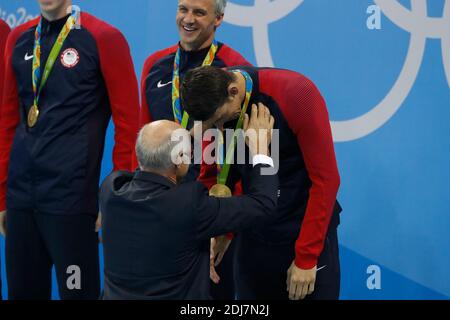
[181,65,342,300]
[0,0,139,299]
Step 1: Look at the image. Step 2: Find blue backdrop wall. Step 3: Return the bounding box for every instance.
[1,0,449,300]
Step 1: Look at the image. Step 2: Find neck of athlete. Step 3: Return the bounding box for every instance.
[41,0,73,22]
[180,33,215,52]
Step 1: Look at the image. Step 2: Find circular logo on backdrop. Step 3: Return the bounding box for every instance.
[60,48,79,68]
[225,0,450,142]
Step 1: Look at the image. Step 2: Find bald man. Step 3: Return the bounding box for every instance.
[99,106,278,300]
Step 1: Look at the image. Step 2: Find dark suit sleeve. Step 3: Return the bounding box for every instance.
[195,164,278,240]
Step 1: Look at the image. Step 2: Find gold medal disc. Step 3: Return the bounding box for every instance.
[209,184,232,198]
[27,105,39,128]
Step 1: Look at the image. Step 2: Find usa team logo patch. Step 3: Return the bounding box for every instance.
[60,48,79,68]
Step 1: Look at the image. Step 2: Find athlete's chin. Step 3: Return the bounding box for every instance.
[179,37,201,51]
[179,31,198,43]
[178,27,199,38]
[40,4,56,11]
[40,4,62,14]
[39,0,59,9]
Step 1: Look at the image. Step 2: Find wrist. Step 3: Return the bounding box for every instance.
[249,144,269,157]
[294,252,318,270]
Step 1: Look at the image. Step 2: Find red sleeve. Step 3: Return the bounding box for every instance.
[138,58,153,128]
[263,72,340,269]
[82,13,140,172]
[0,20,11,120]
[0,20,38,211]
[131,45,178,170]
[138,45,178,130]
[216,44,252,67]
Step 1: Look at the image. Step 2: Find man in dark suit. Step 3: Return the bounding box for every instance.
[100,104,277,299]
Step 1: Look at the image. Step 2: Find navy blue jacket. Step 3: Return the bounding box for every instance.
[0,13,140,215]
[99,164,278,300]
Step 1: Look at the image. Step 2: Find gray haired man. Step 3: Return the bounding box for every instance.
[100,105,278,299]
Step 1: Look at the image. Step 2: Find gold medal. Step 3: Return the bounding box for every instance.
[209,184,232,198]
[27,104,39,128]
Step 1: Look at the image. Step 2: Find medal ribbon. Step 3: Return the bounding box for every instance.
[32,12,77,109]
[172,39,218,128]
[216,70,253,185]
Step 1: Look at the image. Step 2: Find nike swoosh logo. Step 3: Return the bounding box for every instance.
[317,265,327,272]
[24,53,34,61]
[157,80,172,88]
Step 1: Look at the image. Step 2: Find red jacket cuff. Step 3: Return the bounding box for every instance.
[294,252,318,270]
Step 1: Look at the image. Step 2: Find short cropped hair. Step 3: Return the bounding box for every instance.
[215,0,227,15]
[135,127,179,171]
[180,66,235,121]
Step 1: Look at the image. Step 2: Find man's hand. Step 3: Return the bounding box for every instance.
[0,210,7,237]
[210,235,232,284]
[286,261,317,300]
[243,103,275,156]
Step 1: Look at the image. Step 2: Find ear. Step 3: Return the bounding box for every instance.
[228,85,239,98]
[172,150,182,167]
[180,151,191,165]
[176,150,191,166]
[215,13,224,29]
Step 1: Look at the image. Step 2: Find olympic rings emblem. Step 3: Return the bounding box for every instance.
[225,0,450,142]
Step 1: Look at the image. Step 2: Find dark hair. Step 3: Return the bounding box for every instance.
[180,66,235,121]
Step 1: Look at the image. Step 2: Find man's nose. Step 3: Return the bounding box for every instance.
[183,11,195,24]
